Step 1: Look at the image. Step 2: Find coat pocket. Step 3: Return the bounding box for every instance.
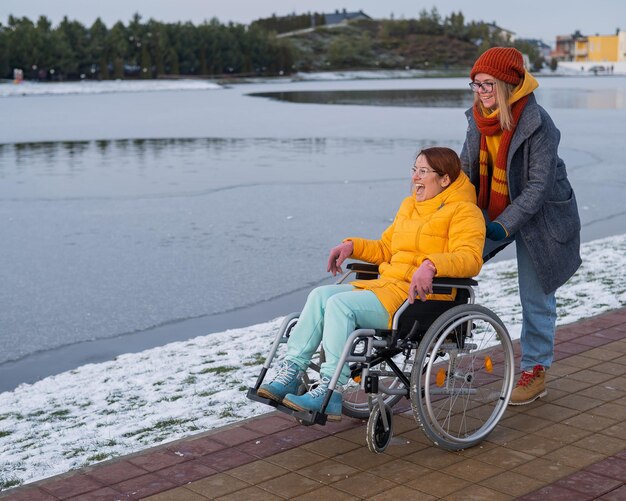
[542,190,581,244]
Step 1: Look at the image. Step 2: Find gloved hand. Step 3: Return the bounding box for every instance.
[327,241,354,276]
[486,221,508,241]
[408,260,436,303]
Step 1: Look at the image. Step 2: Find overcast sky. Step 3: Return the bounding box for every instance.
[1,0,624,46]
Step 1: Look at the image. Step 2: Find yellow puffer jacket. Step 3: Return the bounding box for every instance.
[347,171,485,326]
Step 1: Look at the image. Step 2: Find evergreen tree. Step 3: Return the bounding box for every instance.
[176,21,200,74]
[32,16,55,78]
[146,19,165,77]
[56,16,90,78]
[0,23,9,77]
[5,16,35,75]
[444,11,466,38]
[140,43,152,78]
[89,18,109,79]
[126,13,145,76]
[416,7,443,35]
[109,21,129,78]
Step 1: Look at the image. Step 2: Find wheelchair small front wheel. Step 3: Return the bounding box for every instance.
[366,403,394,454]
[410,304,514,451]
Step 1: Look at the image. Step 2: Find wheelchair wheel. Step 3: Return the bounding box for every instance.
[366,403,393,453]
[341,351,412,419]
[410,304,514,451]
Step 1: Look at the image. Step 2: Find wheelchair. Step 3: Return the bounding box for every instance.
[247,261,515,453]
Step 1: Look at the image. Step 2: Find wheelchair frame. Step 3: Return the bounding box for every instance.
[247,262,515,452]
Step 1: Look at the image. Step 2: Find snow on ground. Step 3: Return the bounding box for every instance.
[0,79,222,97]
[292,69,460,81]
[0,71,449,95]
[555,61,626,76]
[1,233,625,490]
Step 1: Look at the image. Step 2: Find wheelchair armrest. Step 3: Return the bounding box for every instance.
[431,277,478,295]
[347,262,379,273]
[347,262,379,280]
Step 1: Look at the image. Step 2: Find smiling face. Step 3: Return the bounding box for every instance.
[473,72,498,110]
[412,154,451,202]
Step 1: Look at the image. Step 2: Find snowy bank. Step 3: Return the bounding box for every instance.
[0,79,222,98]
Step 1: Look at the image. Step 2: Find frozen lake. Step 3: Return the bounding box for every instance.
[1,75,625,390]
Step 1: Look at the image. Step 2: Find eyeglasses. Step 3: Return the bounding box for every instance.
[411,166,437,177]
[469,81,495,93]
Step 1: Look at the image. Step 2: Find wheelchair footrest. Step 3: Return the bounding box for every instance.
[246,388,328,425]
[246,387,280,409]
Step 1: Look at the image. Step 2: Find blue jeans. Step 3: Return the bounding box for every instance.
[515,235,557,370]
[285,285,389,385]
[483,234,556,371]
[483,213,556,371]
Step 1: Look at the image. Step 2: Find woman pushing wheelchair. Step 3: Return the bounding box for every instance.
[463,48,581,405]
[257,146,486,420]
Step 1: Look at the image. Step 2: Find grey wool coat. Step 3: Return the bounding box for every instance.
[460,94,581,294]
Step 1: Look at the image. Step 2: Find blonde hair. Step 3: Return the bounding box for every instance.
[495,80,516,130]
[473,79,517,131]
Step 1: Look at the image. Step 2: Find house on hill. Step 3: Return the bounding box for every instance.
[485,22,516,43]
[274,8,371,38]
[473,23,516,48]
[324,9,371,26]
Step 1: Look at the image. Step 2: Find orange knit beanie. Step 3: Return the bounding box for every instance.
[470,47,525,85]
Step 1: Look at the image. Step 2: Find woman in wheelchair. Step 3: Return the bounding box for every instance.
[257,146,486,420]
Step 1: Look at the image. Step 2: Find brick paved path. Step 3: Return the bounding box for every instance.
[2,308,625,500]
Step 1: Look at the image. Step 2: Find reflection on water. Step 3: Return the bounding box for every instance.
[540,87,626,110]
[250,87,626,110]
[0,136,434,200]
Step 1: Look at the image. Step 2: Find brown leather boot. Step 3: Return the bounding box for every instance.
[509,365,546,405]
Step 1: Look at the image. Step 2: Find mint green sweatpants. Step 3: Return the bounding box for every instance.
[285,284,389,385]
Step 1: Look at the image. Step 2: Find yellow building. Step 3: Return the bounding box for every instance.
[573,30,626,62]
